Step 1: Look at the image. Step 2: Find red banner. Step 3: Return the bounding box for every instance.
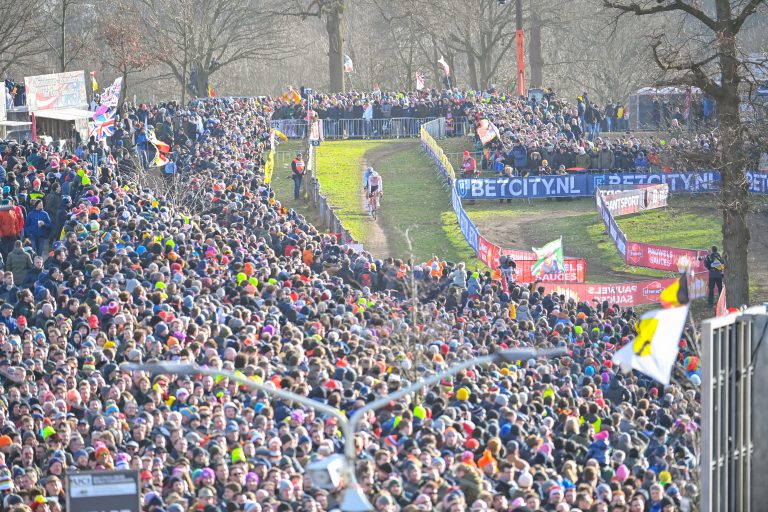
[477,236,501,269]
[541,278,676,306]
[625,242,708,273]
[504,256,587,283]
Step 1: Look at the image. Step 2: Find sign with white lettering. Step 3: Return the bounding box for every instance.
[66,471,140,512]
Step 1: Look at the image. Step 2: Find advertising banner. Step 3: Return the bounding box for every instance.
[506,257,588,283]
[457,207,479,252]
[644,184,669,210]
[25,70,88,111]
[625,242,709,273]
[453,171,768,200]
[67,470,140,512]
[545,278,677,307]
[477,236,501,269]
[596,192,628,257]
[600,188,647,216]
[456,174,588,200]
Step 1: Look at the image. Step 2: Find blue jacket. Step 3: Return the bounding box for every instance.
[24,209,52,239]
[512,145,528,168]
[586,439,611,465]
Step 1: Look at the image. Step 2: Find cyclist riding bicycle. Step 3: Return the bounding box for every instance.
[364,167,383,217]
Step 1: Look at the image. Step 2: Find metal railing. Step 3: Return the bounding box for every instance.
[443,149,719,176]
[271,116,470,140]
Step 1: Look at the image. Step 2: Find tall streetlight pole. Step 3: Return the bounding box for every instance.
[122,347,564,511]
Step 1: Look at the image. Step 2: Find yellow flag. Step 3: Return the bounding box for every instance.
[613,305,689,385]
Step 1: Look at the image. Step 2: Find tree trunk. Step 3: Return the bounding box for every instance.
[194,67,209,99]
[59,4,67,72]
[466,45,479,90]
[717,32,750,307]
[529,13,543,88]
[326,6,344,93]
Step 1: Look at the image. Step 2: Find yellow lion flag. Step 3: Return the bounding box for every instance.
[613,305,689,385]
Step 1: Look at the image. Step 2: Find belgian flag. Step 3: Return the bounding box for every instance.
[660,274,689,308]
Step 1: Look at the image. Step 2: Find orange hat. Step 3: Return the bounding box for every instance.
[0,435,12,448]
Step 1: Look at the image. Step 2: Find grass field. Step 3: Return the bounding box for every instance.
[464,196,722,283]
[365,141,481,266]
[271,139,481,266]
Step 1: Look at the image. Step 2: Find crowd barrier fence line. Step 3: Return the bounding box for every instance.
[270,116,469,141]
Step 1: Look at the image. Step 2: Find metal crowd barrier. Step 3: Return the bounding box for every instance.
[270,117,469,140]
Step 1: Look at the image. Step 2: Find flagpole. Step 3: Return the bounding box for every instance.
[686,309,702,358]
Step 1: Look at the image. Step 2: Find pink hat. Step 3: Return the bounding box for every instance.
[615,464,629,482]
[594,430,610,442]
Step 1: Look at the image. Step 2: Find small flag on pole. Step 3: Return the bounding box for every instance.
[415,72,425,91]
[88,109,116,141]
[476,118,500,145]
[659,273,689,309]
[531,238,564,277]
[146,128,170,167]
[438,56,450,76]
[90,71,98,92]
[613,305,690,385]
[343,55,354,73]
[101,77,123,108]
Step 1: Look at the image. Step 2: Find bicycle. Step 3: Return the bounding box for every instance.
[367,190,381,219]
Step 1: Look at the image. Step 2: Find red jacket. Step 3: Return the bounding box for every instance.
[0,205,21,237]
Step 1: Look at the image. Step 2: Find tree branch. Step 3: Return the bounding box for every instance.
[602,0,719,31]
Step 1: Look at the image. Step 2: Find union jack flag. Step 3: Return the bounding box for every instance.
[89,109,116,141]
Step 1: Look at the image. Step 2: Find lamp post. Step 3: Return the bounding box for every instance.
[121,347,564,511]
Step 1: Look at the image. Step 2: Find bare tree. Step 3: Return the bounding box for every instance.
[0,0,48,78]
[277,0,346,92]
[96,1,159,108]
[42,0,95,72]
[602,0,767,307]
[135,0,295,100]
[415,0,518,90]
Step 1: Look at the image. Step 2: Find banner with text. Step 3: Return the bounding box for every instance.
[25,70,88,111]
[507,256,588,283]
[454,170,768,200]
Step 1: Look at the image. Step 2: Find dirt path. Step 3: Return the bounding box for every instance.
[359,144,406,259]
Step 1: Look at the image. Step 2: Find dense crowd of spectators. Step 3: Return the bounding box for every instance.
[465,91,718,175]
[0,93,701,512]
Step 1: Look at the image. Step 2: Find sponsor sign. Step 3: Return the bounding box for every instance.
[544,278,677,307]
[601,188,646,217]
[67,470,140,512]
[625,242,708,273]
[477,236,501,269]
[644,184,669,210]
[457,207,479,251]
[456,175,585,199]
[511,257,587,283]
[25,70,88,111]
[455,171,768,199]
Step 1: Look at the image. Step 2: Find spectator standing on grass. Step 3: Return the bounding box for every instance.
[704,245,725,305]
[460,151,477,178]
[291,152,305,199]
